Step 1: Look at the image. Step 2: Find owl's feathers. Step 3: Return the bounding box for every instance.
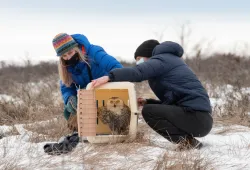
[97,97,131,135]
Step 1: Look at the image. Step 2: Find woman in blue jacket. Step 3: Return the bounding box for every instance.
[92,40,213,150]
[52,33,122,131]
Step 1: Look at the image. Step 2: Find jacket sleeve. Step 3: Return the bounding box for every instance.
[88,45,123,71]
[71,34,122,72]
[146,99,162,104]
[109,57,165,82]
[60,81,77,105]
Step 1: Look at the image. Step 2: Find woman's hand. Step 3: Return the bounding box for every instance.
[91,76,110,88]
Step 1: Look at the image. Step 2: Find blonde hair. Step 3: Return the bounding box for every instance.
[58,47,89,87]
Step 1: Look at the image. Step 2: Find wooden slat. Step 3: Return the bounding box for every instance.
[77,90,97,136]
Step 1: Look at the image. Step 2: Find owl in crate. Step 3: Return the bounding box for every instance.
[97,97,131,135]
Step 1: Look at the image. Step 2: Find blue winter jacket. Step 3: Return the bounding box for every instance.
[108,41,212,113]
[60,34,123,104]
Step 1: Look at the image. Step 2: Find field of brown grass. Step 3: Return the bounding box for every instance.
[0,54,250,169]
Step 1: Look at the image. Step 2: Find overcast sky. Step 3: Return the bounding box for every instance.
[0,0,250,63]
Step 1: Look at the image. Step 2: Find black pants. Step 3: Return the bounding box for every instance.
[141,104,213,143]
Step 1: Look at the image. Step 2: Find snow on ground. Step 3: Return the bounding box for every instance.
[1,122,250,170]
[0,94,24,105]
[1,84,249,169]
[207,84,250,117]
[0,90,61,107]
[0,125,14,134]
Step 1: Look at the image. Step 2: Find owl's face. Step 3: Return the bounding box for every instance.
[106,97,124,114]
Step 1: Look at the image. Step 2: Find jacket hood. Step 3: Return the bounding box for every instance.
[71,34,91,54]
[152,41,184,58]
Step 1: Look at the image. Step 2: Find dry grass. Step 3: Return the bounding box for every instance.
[24,116,71,143]
[0,159,21,170]
[212,125,250,135]
[0,75,63,125]
[0,56,249,169]
[0,137,57,170]
[130,119,157,145]
[213,126,234,135]
[77,117,215,169]
[0,126,20,139]
[1,55,249,125]
[0,60,58,92]
[78,139,214,170]
[154,151,214,170]
[185,53,250,87]
[79,142,163,170]
[213,86,250,127]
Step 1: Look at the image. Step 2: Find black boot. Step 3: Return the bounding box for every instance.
[176,137,203,151]
[43,132,79,155]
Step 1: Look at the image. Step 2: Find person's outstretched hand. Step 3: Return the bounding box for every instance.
[137,97,147,107]
[91,76,109,88]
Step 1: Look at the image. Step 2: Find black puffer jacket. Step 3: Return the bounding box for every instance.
[109,41,212,113]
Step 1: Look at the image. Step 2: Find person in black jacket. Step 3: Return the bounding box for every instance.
[91,40,213,150]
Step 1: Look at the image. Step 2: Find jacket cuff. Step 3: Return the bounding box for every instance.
[108,72,115,82]
[146,99,162,104]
